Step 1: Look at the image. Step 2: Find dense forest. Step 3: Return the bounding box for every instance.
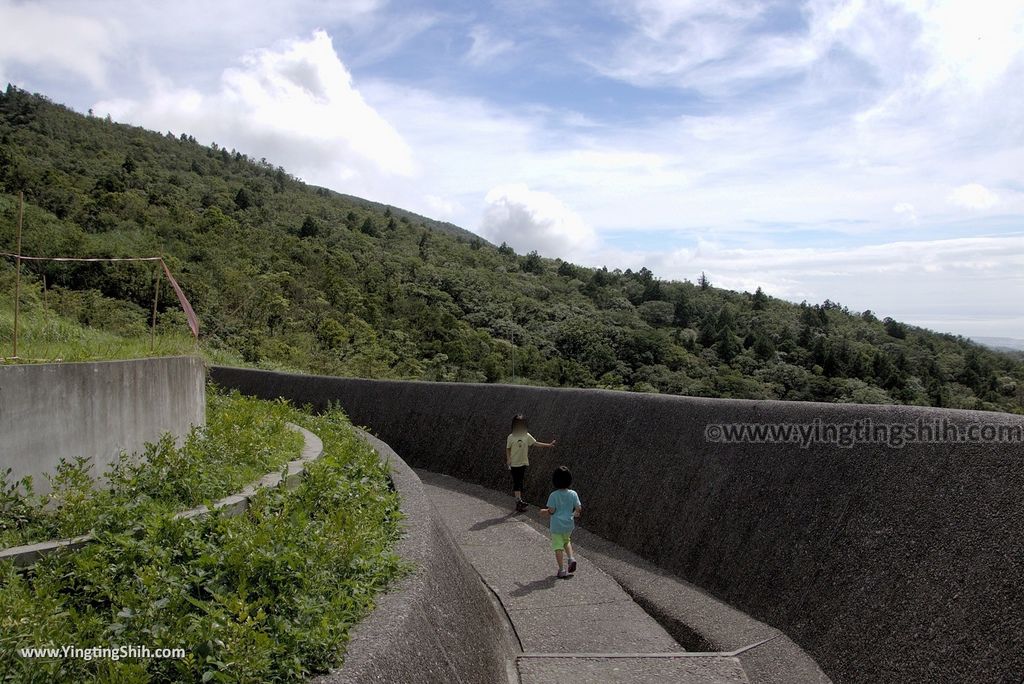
[2,85,1022,413]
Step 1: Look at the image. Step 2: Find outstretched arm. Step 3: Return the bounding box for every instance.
[535,439,557,448]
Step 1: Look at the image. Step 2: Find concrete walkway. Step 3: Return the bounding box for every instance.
[419,471,750,684]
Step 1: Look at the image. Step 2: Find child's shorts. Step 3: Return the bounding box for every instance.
[550,532,572,550]
[510,465,527,492]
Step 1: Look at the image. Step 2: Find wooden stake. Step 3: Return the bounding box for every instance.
[12,191,23,358]
[150,266,161,352]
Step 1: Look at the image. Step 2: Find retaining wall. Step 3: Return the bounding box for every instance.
[317,431,519,684]
[1,357,206,491]
[211,367,1024,684]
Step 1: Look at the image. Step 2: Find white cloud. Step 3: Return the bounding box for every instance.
[904,0,1024,91]
[590,0,836,92]
[0,0,115,86]
[595,0,1024,97]
[423,194,460,219]
[893,202,918,224]
[0,0,386,100]
[95,31,414,190]
[358,68,1024,254]
[479,184,597,256]
[466,25,515,65]
[947,183,999,210]
[545,0,1024,240]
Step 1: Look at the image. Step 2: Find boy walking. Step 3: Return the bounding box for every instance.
[540,466,582,578]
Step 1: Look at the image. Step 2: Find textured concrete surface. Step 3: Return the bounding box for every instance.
[422,470,750,684]
[1,357,206,492]
[518,656,749,684]
[212,367,1024,683]
[315,432,518,684]
[530,511,831,684]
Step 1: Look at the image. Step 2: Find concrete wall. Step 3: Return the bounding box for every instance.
[211,367,1024,684]
[317,431,519,684]
[1,357,206,491]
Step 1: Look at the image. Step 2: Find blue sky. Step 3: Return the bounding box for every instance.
[1,0,1022,337]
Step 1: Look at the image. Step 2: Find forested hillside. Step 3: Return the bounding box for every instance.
[2,86,1021,413]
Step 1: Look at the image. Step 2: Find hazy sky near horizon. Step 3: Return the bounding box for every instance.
[1,0,1022,338]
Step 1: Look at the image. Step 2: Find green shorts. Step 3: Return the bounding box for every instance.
[550,532,572,551]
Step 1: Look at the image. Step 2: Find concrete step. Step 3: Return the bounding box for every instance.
[518,655,748,684]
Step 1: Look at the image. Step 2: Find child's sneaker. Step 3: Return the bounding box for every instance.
[556,569,569,579]
[567,558,577,574]
[515,500,528,512]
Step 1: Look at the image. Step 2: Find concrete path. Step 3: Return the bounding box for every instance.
[419,471,750,684]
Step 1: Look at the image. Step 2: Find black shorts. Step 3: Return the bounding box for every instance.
[510,465,527,492]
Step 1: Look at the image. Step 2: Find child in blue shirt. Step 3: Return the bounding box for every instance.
[540,466,582,579]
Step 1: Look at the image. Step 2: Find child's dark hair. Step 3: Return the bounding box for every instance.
[552,466,572,489]
[511,414,527,431]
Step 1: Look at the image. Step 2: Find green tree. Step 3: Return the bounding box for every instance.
[234,187,252,210]
[299,216,321,238]
[883,317,907,339]
[359,217,378,236]
[752,286,768,311]
[522,251,543,274]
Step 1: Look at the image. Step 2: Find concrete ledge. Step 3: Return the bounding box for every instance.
[315,430,519,684]
[175,423,323,521]
[0,423,323,568]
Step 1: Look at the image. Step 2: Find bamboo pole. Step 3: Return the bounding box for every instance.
[12,191,23,358]
[150,265,161,352]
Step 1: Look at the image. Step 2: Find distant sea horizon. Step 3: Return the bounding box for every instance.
[972,336,1024,352]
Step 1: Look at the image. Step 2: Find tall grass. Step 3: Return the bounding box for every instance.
[0,287,244,365]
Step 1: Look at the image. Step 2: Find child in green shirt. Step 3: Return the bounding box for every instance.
[505,414,556,512]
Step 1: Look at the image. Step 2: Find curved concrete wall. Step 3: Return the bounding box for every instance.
[1,357,206,492]
[318,430,518,684]
[211,367,1024,684]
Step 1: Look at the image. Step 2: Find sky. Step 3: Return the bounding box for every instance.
[1,0,1022,338]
